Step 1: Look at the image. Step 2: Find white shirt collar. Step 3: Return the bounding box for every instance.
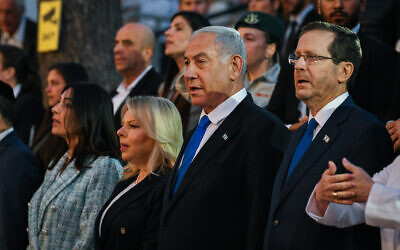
[1,15,26,48]
[289,4,314,26]
[199,88,247,125]
[352,23,360,34]
[116,65,152,94]
[309,92,349,129]
[13,84,22,98]
[0,127,14,142]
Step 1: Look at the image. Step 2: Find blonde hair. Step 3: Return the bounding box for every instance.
[120,96,183,180]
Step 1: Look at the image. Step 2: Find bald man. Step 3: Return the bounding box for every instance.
[111,23,163,129]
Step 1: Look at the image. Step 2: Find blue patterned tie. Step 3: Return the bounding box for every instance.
[286,118,318,179]
[173,115,211,195]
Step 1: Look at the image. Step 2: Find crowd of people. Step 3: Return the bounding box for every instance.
[0,0,399,249]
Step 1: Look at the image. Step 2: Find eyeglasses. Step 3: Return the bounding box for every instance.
[288,53,334,65]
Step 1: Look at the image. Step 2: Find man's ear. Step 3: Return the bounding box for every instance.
[141,46,153,65]
[337,61,354,84]
[265,43,277,60]
[229,55,244,81]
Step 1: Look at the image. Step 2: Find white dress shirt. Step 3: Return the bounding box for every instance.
[309,92,349,139]
[0,15,26,48]
[0,127,13,142]
[112,65,152,114]
[306,155,400,250]
[180,88,247,167]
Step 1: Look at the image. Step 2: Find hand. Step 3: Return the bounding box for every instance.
[386,119,400,153]
[340,158,374,203]
[289,116,308,132]
[315,161,354,214]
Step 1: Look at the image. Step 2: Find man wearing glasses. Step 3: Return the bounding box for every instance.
[263,21,394,250]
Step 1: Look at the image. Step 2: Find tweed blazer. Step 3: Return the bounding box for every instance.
[27,153,122,250]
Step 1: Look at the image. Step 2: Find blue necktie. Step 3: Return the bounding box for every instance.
[286,118,318,179]
[173,115,211,195]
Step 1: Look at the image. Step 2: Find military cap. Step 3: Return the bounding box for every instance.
[235,11,284,45]
[0,81,15,102]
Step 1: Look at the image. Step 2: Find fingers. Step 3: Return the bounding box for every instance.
[326,180,354,191]
[327,161,337,175]
[394,139,400,153]
[386,120,395,130]
[342,157,358,173]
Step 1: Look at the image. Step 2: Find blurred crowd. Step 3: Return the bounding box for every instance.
[0,0,399,249]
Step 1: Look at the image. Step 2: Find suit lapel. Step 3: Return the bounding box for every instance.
[274,124,306,192]
[276,97,354,207]
[38,156,80,224]
[164,96,251,212]
[0,131,17,156]
[100,176,156,238]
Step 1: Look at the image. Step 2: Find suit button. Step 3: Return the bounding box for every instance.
[27,202,31,207]
[50,205,56,211]
[273,219,279,226]
[26,227,29,232]
[42,229,48,235]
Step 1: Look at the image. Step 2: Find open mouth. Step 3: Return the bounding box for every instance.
[120,143,129,151]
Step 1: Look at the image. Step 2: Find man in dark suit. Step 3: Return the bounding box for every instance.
[268,0,400,126]
[0,82,41,249]
[263,22,394,250]
[0,0,37,68]
[111,23,162,129]
[159,26,289,250]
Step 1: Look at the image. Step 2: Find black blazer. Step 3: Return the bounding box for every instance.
[349,31,400,122]
[268,30,400,124]
[0,131,41,250]
[14,91,44,146]
[158,95,289,250]
[264,97,394,250]
[111,68,163,129]
[94,172,168,250]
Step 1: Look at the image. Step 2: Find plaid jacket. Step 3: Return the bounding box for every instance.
[27,153,122,250]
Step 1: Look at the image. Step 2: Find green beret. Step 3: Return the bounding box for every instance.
[235,11,285,45]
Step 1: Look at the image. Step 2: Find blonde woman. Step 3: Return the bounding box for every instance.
[94,96,183,250]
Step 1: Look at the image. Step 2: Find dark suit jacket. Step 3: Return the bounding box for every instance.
[268,30,400,124]
[280,8,320,67]
[264,97,394,250]
[111,68,162,129]
[349,31,400,122]
[0,131,41,250]
[14,91,44,146]
[94,172,167,250]
[0,19,38,69]
[158,95,289,250]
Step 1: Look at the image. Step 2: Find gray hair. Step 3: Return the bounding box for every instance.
[191,26,247,77]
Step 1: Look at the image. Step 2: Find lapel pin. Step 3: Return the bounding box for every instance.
[120,227,126,234]
[222,133,228,141]
[323,134,330,143]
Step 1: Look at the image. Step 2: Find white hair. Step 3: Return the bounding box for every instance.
[191,26,247,76]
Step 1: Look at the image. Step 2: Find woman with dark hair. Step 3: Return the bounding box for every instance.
[160,11,210,135]
[27,83,122,250]
[33,62,89,171]
[94,96,183,250]
[0,45,44,146]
